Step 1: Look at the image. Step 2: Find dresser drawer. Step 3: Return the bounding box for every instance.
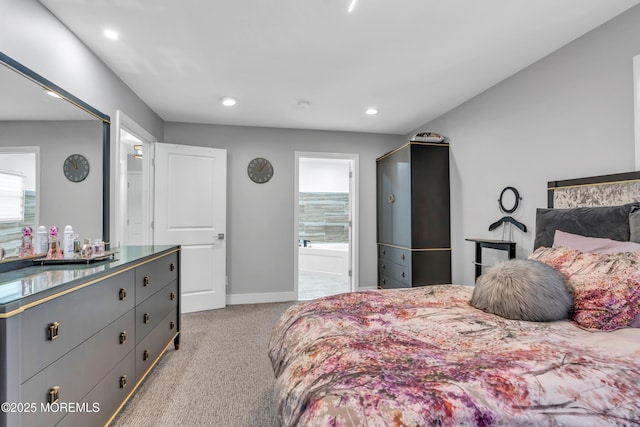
[136,308,178,383]
[136,280,178,343]
[378,259,411,286]
[378,245,410,267]
[20,269,135,382]
[20,309,135,427]
[135,252,179,303]
[55,349,135,427]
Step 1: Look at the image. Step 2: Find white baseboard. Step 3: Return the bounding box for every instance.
[226,291,297,305]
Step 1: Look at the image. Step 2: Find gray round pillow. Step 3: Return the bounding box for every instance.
[471,259,573,321]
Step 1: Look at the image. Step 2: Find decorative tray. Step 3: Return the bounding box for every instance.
[32,251,117,265]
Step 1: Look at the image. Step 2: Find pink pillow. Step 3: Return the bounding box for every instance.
[530,247,640,330]
[553,230,640,254]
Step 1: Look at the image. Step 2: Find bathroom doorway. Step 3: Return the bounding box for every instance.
[295,152,358,300]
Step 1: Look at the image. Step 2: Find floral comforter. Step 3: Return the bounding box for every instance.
[269,285,640,426]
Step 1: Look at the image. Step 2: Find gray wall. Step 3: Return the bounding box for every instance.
[0,121,102,240]
[409,4,640,285]
[164,123,402,298]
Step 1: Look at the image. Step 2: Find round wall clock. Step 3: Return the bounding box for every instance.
[63,153,90,182]
[247,157,274,183]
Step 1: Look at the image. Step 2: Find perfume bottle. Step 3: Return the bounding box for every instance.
[63,225,75,260]
[19,226,34,257]
[36,225,48,254]
[46,226,63,260]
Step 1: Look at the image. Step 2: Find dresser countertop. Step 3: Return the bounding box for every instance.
[0,245,179,315]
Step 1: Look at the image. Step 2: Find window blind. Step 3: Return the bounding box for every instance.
[0,170,26,222]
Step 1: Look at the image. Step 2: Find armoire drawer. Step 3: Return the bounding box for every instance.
[135,252,179,303]
[136,280,178,343]
[378,259,411,286]
[136,308,178,382]
[55,349,136,427]
[20,269,135,382]
[378,245,411,267]
[378,275,409,289]
[20,309,135,427]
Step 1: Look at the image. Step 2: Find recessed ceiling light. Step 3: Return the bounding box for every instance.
[220,97,237,107]
[103,29,119,40]
[44,89,62,99]
[366,108,379,115]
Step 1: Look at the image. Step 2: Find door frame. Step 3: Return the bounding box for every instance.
[294,151,359,299]
[114,110,156,247]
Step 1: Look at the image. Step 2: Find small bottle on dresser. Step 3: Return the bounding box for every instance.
[63,225,75,260]
[19,226,33,257]
[46,226,63,260]
[36,225,48,255]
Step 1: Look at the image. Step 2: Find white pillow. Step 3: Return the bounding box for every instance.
[553,230,640,254]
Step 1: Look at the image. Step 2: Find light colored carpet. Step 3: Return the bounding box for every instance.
[111,301,295,427]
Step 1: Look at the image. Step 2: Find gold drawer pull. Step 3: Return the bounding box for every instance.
[381,278,386,285]
[170,263,175,272]
[170,320,175,330]
[48,386,60,404]
[401,254,405,261]
[143,349,150,361]
[120,375,127,388]
[143,313,150,324]
[119,288,127,300]
[143,276,150,287]
[382,248,386,256]
[170,292,176,301]
[381,263,385,270]
[48,322,60,341]
[119,331,127,345]
[400,271,405,278]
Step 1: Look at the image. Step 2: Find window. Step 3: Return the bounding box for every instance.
[0,170,26,222]
[0,148,38,257]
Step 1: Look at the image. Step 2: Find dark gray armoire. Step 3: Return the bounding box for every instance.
[377,141,451,288]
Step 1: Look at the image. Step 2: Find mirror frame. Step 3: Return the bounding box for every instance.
[499,186,520,214]
[0,51,110,271]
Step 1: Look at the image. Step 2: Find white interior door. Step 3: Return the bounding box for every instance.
[154,143,227,313]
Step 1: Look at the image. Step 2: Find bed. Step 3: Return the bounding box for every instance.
[269,171,640,427]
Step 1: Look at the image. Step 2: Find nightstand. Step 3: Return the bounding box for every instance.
[465,238,516,280]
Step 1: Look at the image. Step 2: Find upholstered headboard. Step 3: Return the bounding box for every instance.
[547,171,640,209]
[533,171,640,249]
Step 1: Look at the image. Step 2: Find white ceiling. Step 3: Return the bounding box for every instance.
[39,0,640,135]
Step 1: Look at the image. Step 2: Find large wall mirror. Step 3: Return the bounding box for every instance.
[0,51,110,270]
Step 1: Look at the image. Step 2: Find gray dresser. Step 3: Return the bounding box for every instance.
[377,142,451,288]
[0,245,180,427]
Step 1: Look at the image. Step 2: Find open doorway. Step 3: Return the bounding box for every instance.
[114,111,155,248]
[295,152,359,300]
